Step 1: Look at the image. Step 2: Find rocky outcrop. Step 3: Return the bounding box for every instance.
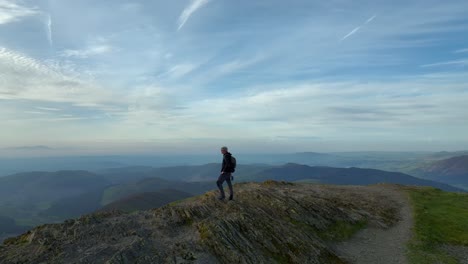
[0,181,401,264]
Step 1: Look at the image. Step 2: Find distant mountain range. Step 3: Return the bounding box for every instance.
[2,150,468,177]
[241,163,463,192]
[409,155,468,189]
[3,145,53,151]
[99,162,464,192]
[424,155,468,177]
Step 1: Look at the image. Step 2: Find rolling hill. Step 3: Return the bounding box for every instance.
[237,163,464,192]
[0,171,112,241]
[99,189,192,212]
[410,155,468,189]
[0,215,29,235]
[40,188,107,220]
[98,163,271,183]
[0,170,110,206]
[100,177,215,205]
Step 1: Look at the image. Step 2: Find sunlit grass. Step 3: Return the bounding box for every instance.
[407,187,468,264]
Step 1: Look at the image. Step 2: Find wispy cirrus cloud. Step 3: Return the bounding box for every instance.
[1,0,468,151]
[341,27,361,41]
[0,47,121,109]
[177,0,211,31]
[217,57,264,75]
[60,44,114,58]
[45,13,53,46]
[184,74,468,142]
[24,111,46,115]
[162,63,198,79]
[421,59,468,67]
[36,107,61,111]
[341,14,377,41]
[365,15,377,24]
[0,0,38,25]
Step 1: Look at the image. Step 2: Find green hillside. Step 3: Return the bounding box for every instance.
[407,187,468,264]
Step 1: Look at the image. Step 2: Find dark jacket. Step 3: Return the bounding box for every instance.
[221,152,234,173]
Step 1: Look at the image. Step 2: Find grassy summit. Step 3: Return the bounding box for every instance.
[407,187,468,264]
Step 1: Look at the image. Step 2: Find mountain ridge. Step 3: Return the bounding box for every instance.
[240,163,464,192]
[0,182,403,263]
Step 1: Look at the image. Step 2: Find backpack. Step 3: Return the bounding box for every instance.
[230,156,237,172]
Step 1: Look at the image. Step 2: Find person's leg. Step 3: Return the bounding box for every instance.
[225,173,234,200]
[216,174,226,199]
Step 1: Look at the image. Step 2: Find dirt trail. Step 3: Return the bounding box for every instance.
[334,186,413,264]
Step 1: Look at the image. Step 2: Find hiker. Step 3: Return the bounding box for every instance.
[217,146,235,200]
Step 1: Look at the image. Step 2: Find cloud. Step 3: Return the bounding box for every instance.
[275,136,322,141]
[0,0,38,25]
[163,63,198,79]
[60,44,114,58]
[36,107,61,111]
[365,15,377,24]
[341,26,361,41]
[182,73,468,142]
[0,47,123,109]
[340,15,377,41]
[217,57,263,75]
[185,56,265,85]
[46,13,52,46]
[1,0,468,151]
[178,0,211,31]
[24,111,46,115]
[454,48,468,53]
[421,59,468,67]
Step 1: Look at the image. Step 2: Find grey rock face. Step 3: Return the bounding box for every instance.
[0,182,400,264]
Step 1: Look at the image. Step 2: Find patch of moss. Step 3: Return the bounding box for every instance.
[3,232,29,246]
[289,218,317,234]
[197,223,211,241]
[289,216,367,242]
[318,220,367,241]
[183,217,194,226]
[168,195,201,207]
[262,180,294,187]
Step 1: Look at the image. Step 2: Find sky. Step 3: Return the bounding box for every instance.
[0,0,467,155]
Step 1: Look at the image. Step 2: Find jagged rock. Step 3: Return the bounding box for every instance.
[0,182,400,264]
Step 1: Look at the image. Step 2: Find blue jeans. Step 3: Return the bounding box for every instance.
[217,173,233,198]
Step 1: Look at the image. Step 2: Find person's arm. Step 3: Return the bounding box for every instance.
[221,156,226,173]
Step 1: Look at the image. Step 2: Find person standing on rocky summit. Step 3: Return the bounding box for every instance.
[217,146,235,200]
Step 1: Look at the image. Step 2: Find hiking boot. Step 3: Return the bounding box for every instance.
[228,195,233,201]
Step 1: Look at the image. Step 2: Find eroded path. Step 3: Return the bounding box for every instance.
[334,185,413,264]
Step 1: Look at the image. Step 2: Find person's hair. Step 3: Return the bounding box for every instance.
[221,146,228,151]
